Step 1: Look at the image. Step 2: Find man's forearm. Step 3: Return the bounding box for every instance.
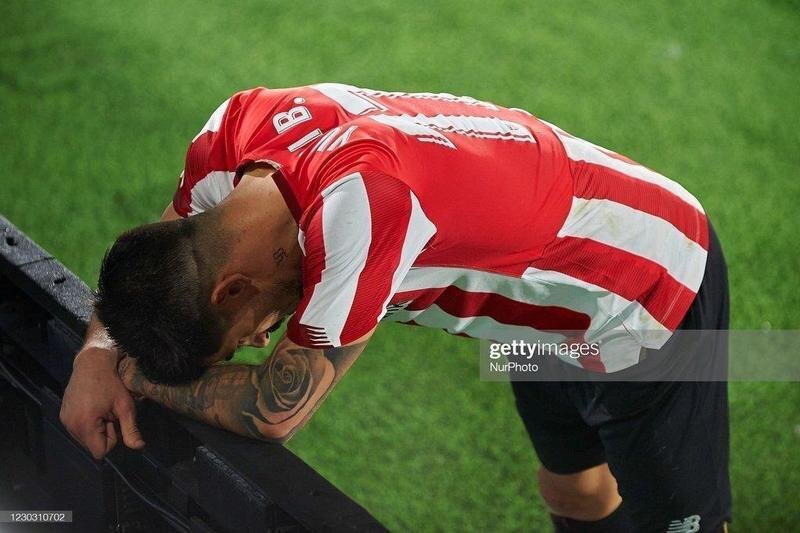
[121,338,365,443]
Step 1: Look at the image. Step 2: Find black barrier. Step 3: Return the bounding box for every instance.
[0,215,387,533]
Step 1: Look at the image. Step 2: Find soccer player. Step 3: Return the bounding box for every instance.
[60,84,730,532]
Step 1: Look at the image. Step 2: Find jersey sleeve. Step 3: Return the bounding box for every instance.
[172,98,236,217]
[287,170,436,348]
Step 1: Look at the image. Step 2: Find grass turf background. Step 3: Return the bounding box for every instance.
[1,0,799,529]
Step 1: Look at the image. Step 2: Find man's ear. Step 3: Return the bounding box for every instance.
[210,274,256,311]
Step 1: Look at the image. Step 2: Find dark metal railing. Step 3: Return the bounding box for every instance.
[0,214,386,533]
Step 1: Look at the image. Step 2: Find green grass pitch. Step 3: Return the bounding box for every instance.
[1,0,799,529]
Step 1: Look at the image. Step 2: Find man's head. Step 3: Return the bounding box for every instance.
[95,210,296,385]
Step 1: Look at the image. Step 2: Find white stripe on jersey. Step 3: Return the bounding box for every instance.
[191,98,231,143]
[394,266,670,341]
[398,266,610,316]
[542,121,705,213]
[300,172,436,345]
[189,171,235,215]
[522,267,673,348]
[379,191,436,321]
[299,173,372,346]
[557,197,708,292]
[310,83,388,115]
[320,171,365,197]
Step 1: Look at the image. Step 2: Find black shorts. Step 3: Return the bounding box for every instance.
[511,222,731,532]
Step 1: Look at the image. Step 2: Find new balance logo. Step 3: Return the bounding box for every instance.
[667,514,701,533]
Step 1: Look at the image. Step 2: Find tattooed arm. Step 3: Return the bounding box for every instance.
[118,334,369,443]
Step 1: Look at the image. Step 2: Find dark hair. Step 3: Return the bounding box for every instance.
[95,217,227,385]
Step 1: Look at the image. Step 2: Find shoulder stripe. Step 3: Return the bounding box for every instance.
[298,172,372,346]
[192,98,230,142]
[188,171,235,215]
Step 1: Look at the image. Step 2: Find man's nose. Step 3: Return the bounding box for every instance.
[242,331,270,348]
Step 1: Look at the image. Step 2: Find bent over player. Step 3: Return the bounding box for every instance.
[60,84,730,531]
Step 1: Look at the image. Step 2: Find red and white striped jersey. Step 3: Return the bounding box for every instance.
[174,84,708,372]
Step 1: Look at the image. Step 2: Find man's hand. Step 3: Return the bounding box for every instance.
[59,347,145,459]
[59,202,178,458]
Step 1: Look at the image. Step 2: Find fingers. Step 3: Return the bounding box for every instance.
[115,396,145,450]
[105,420,118,454]
[84,417,111,460]
[61,410,105,460]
